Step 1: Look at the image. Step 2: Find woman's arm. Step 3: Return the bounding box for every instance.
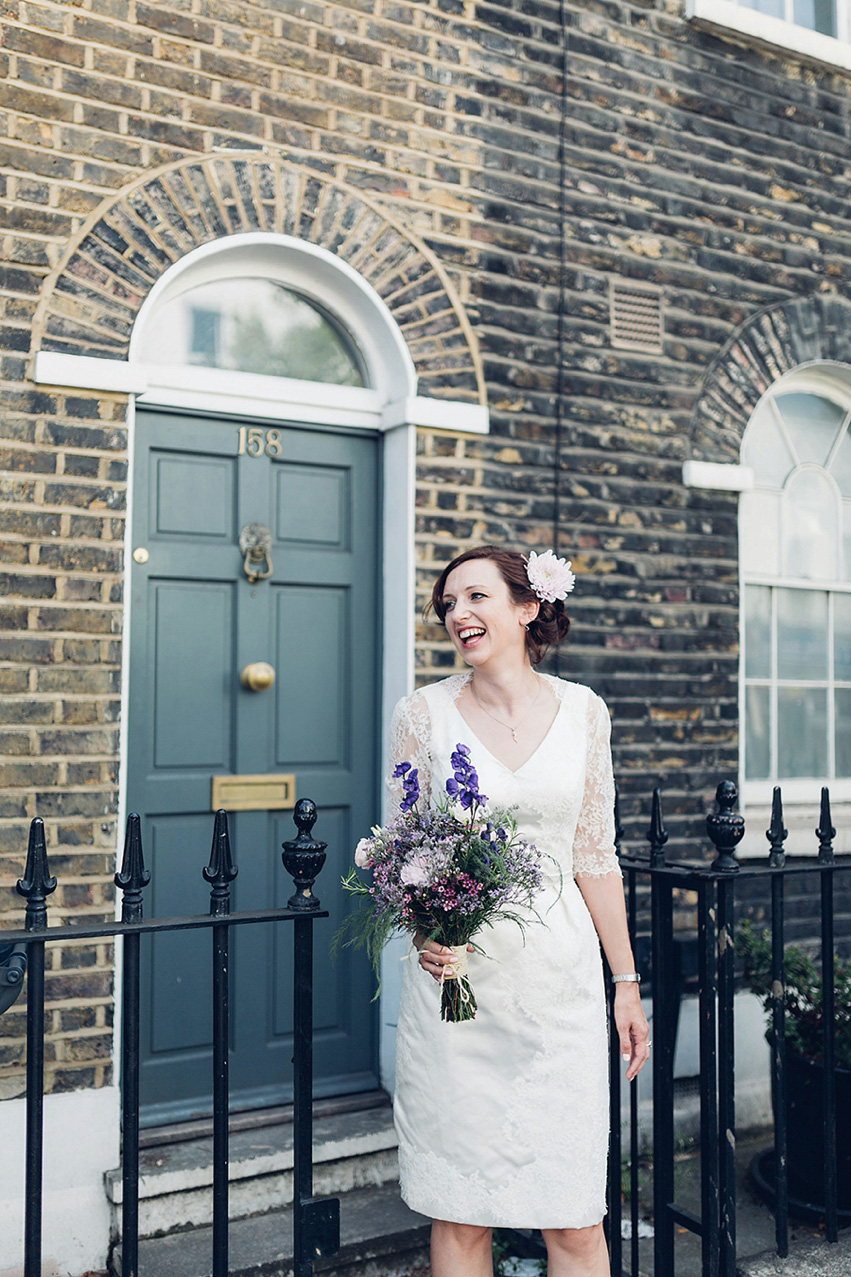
[576,871,650,1081]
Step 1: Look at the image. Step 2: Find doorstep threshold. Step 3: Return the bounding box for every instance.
[139,1089,390,1149]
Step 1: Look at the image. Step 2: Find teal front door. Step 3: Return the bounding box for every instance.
[127,408,380,1124]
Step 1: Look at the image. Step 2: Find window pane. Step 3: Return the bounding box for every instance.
[738,0,784,17]
[777,588,827,679]
[836,689,851,777]
[777,687,827,778]
[740,490,781,577]
[745,685,771,780]
[782,469,838,580]
[828,424,851,498]
[138,279,366,386]
[745,585,772,677]
[775,392,845,467]
[836,594,851,681]
[843,502,851,581]
[793,0,836,35]
[741,401,795,489]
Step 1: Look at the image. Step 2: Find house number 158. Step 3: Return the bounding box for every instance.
[237,427,283,458]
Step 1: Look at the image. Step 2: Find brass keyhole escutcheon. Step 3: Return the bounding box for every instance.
[240,662,276,692]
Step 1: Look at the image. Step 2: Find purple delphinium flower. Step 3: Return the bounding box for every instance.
[446,742,486,812]
[393,761,420,812]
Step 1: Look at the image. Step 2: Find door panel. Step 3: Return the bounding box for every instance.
[152,582,235,768]
[128,408,380,1124]
[274,586,348,764]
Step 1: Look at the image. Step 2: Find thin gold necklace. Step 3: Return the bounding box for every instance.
[470,675,543,743]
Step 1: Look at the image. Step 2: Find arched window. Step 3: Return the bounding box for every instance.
[136,277,366,387]
[740,372,851,795]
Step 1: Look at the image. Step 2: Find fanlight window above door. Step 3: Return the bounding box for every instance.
[136,278,367,387]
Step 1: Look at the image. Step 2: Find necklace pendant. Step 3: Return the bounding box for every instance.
[511,729,518,742]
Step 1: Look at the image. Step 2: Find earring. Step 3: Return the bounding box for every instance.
[524,624,530,631]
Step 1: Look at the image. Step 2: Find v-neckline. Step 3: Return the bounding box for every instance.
[450,678,564,776]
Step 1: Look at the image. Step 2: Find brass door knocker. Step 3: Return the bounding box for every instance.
[239,523,273,583]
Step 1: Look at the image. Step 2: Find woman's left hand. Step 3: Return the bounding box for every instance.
[614,984,651,1082]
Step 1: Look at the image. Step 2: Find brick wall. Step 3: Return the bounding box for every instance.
[2,0,851,1091]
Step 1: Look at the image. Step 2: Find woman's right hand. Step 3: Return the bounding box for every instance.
[414,932,464,982]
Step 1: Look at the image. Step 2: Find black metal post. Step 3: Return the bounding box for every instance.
[716,873,736,1277]
[648,790,674,1277]
[282,799,337,1277]
[817,788,838,1243]
[766,788,788,1258]
[706,782,743,1277]
[115,814,150,1277]
[606,962,623,1277]
[293,913,314,1277]
[697,878,720,1277]
[17,819,56,1277]
[607,787,624,1274]
[204,810,238,1277]
[627,869,640,1277]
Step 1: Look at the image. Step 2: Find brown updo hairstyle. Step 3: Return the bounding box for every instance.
[428,545,571,666]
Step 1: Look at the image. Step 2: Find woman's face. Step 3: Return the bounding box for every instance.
[441,558,537,667]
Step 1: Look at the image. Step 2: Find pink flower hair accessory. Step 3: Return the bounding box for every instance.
[525,549,576,603]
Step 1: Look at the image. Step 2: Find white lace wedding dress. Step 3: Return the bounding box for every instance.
[389,672,621,1229]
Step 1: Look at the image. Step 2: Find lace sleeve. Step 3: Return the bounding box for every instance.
[386,691,433,810]
[572,692,621,879]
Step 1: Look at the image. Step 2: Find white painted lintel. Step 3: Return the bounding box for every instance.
[33,350,148,395]
[382,395,488,434]
[683,460,754,492]
[33,352,490,436]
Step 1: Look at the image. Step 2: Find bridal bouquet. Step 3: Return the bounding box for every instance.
[337,744,544,1022]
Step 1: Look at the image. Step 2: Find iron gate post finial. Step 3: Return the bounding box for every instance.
[766,786,788,868]
[17,818,56,932]
[282,799,327,911]
[708,781,744,873]
[115,813,151,923]
[646,787,669,867]
[204,808,238,915]
[816,787,836,864]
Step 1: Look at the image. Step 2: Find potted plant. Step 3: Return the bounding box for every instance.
[738,921,851,1217]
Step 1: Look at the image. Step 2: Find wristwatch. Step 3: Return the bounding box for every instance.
[611,973,641,984]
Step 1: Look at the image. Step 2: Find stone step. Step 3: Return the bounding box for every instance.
[111,1182,431,1277]
[106,1106,400,1238]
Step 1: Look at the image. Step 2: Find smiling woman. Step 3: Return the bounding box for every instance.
[379,544,649,1277]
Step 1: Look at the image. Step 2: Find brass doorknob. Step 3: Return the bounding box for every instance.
[240,662,276,692]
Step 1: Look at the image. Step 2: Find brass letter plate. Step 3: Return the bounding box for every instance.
[212,773,296,812]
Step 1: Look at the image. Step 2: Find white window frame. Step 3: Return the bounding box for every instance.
[738,367,851,855]
[687,0,851,75]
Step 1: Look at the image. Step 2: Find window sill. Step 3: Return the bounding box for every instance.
[686,0,851,77]
[740,783,851,859]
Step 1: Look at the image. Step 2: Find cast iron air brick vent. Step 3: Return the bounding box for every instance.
[609,281,664,353]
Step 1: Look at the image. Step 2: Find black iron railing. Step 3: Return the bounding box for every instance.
[0,799,340,1277]
[606,781,851,1277]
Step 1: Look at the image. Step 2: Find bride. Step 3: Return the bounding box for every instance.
[387,545,649,1277]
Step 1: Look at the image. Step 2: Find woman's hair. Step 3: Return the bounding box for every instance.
[428,544,570,666]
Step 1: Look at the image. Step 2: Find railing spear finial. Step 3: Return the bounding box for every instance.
[16,818,57,932]
[816,787,835,865]
[766,786,787,869]
[204,808,238,916]
[708,780,744,873]
[646,787,668,867]
[114,813,150,923]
